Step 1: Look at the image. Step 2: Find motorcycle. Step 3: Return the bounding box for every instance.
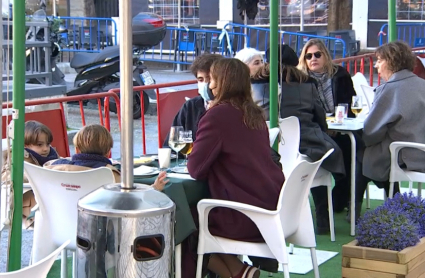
[25,9,67,86]
[66,45,156,119]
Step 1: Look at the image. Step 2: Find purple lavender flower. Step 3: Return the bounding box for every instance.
[385,192,425,237]
[356,205,420,251]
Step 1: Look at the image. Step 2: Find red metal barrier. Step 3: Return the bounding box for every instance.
[333,46,425,86]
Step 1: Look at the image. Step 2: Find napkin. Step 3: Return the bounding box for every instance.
[133,165,157,176]
[166,173,195,180]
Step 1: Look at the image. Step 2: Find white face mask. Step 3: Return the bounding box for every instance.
[198,82,210,102]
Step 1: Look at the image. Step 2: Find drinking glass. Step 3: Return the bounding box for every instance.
[351,96,363,117]
[179,130,193,166]
[168,126,184,165]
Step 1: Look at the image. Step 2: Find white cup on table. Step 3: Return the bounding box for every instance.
[158,148,171,170]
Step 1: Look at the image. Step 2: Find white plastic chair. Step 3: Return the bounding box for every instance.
[351,72,368,100]
[0,240,70,278]
[195,150,333,278]
[388,142,425,198]
[24,162,115,278]
[278,116,335,241]
[269,127,280,147]
[360,84,375,110]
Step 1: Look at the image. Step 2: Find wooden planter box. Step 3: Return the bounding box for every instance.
[342,238,425,278]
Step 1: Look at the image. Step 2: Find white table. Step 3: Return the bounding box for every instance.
[328,118,364,236]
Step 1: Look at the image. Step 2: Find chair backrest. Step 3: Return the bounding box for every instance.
[390,142,425,183]
[23,162,115,249]
[351,72,368,97]
[158,88,198,146]
[360,84,375,109]
[277,149,333,236]
[278,116,301,177]
[0,240,70,278]
[268,127,279,147]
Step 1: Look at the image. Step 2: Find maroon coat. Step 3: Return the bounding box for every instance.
[187,103,285,242]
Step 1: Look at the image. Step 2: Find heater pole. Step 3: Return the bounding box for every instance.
[119,0,135,189]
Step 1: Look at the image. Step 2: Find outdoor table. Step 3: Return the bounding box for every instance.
[131,162,210,245]
[328,118,364,236]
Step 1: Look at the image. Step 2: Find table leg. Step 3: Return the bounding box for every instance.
[347,131,356,236]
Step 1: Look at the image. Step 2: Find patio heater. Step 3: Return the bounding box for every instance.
[75,0,175,276]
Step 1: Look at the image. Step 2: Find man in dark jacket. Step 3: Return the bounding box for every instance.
[163,53,223,147]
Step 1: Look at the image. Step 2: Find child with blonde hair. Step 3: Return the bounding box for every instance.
[46,124,167,191]
[2,120,60,228]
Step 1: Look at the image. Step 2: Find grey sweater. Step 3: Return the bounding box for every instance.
[363,69,425,181]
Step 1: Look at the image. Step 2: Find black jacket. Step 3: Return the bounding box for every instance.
[280,75,346,179]
[332,66,357,118]
[163,96,206,147]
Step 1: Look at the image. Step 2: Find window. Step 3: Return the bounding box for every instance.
[148,0,200,25]
[254,0,328,25]
[397,0,425,20]
[25,0,69,16]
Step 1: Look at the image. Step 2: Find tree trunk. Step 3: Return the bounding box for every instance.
[327,0,352,32]
[84,0,96,18]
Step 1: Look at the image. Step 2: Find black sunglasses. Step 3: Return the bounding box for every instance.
[305,51,322,60]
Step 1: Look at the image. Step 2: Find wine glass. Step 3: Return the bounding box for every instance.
[168,126,184,165]
[179,130,193,166]
[351,96,363,117]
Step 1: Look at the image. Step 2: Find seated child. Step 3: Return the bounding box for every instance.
[45,124,168,191]
[2,120,60,228]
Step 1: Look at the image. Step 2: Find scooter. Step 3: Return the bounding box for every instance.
[66,45,156,119]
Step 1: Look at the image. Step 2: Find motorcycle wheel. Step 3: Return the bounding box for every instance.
[132,91,150,119]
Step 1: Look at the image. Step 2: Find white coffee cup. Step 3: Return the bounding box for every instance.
[158,148,171,169]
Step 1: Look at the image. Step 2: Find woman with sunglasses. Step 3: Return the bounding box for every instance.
[298,39,358,220]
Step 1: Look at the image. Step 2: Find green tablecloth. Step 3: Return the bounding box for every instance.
[130,162,210,245]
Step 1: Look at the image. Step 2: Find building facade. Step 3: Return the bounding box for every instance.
[25,0,425,48]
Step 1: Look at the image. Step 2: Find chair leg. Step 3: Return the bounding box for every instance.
[61,249,68,278]
[327,185,335,242]
[310,248,320,278]
[389,182,395,198]
[418,182,422,198]
[72,251,76,278]
[289,243,294,254]
[175,244,182,278]
[282,263,290,278]
[195,254,204,278]
[366,184,370,209]
[409,181,413,193]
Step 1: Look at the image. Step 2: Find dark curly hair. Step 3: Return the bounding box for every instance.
[190,54,224,77]
[375,41,416,72]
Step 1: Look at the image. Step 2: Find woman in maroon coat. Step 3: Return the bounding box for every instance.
[188,58,285,278]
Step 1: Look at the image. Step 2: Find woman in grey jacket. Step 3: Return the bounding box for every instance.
[355,41,425,220]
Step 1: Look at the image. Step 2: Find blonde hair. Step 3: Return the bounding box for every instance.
[298,39,338,77]
[24,121,53,145]
[73,124,113,156]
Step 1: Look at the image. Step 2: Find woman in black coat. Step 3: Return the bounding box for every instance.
[298,39,359,216]
[264,45,345,234]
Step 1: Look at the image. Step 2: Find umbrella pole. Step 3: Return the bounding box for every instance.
[8,0,26,270]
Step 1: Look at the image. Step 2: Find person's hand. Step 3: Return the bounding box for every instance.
[152,171,168,191]
[206,101,213,110]
[326,130,337,137]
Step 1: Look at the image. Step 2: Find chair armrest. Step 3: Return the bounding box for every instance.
[197,199,278,236]
[197,199,276,217]
[389,141,425,176]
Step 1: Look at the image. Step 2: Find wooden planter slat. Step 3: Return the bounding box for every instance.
[342,239,425,278]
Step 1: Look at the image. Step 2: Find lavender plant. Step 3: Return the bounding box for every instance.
[384,192,425,238]
[356,205,420,251]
